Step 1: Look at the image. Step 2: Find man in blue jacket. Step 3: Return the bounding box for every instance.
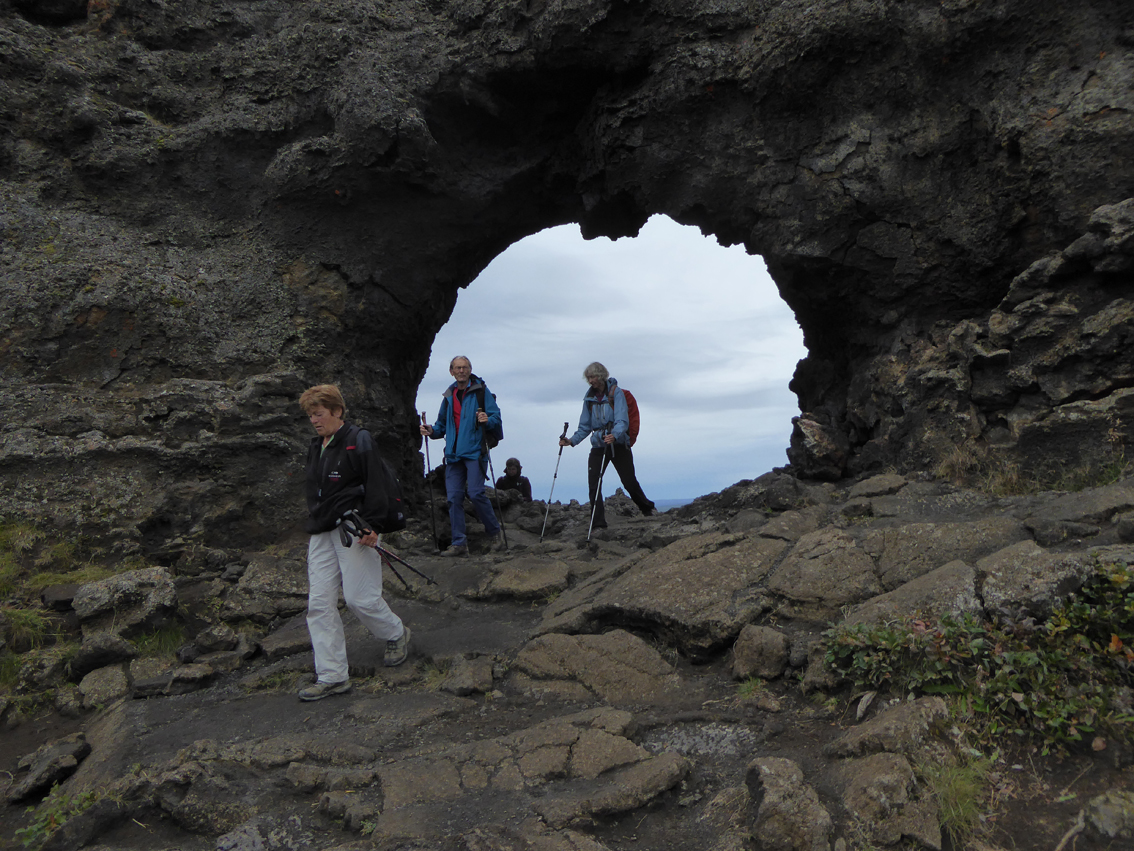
[559,361,655,529]
[420,356,504,556]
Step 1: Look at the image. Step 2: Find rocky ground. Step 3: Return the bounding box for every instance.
[1,473,1133,851]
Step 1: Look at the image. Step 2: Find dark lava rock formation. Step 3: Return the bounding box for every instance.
[1,0,1133,553]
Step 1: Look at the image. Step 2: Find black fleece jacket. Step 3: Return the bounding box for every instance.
[304,422,390,534]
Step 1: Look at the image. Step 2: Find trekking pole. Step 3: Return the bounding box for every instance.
[587,439,614,542]
[540,422,570,543]
[479,407,508,550]
[377,544,437,586]
[421,412,440,553]
[338,510,437,585]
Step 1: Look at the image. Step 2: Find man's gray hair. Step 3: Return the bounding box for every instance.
[450,355,472,370]
[583,362,609,382]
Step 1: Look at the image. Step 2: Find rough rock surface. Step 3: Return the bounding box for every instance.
[1,472,1131,851]
[1,1,1133,553]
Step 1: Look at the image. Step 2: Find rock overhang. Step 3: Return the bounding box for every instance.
[1,0,1132,550]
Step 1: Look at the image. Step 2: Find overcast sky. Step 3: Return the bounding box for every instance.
[414,215,806,504]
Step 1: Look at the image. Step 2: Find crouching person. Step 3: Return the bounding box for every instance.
[298,384,410,701]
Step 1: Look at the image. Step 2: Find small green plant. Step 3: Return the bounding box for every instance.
[422,660,451,691]
[133,624,188,659]
[28,564,117,590]
[1,607,52,650]
[33,541,79,571]
[824,559,1134,754]
[737,676,766,700]
[0,552,22,596]
[14,784,101,849]
[0,523,45,554]
[0,652,21,689]
[918,755,992,848]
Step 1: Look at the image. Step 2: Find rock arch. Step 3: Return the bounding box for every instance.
[1,0,1132,551]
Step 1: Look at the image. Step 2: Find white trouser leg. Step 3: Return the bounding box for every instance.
[306,531,349,683]
[338,534,404,642]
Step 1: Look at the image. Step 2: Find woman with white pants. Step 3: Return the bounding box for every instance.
[298,384,410,701]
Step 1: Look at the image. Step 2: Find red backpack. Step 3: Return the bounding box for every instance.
[622,389,640,447]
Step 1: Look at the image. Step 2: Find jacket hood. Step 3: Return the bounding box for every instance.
[443,375,486,400]
[585,377,618,399]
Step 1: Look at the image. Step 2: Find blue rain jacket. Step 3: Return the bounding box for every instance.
[429,376,501,462]
[569,377,630,450]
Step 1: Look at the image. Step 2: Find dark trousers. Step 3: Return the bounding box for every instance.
[587,444,654,526]
[444,457,500,547]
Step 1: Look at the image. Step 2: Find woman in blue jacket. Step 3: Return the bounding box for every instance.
[559,362,655,528]
[420,356,504,556]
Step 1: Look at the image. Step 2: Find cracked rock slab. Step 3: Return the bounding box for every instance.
[511,629,689,707]
[538,533,785,658]
[531,751,690,829]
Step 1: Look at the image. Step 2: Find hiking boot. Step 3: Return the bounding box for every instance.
[440,545,468,557]
[489,532,507,552]
[641,503,656,517]
[297,679,351,701]
[385,626,411,667]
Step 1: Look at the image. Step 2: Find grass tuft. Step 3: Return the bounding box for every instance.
[933,443,1131,497]
[919,756,992,848]
[133,625,188,659]
[737,676,767,700]
[1,607,53,650]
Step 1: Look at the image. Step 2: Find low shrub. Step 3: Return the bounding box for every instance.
[14,784,102,850]
[824,559,1134,754]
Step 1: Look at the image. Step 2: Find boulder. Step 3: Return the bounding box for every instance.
[731,625,791,681]
[824,697,949,759]
[977,541,1096,619]
[8,733,91,803]
[437,655,495,697]
[221,554,309,624]
[539,533,786,658]
[745,757,832,851]
[1085,790,1134,842]
[70,631,139,678]
[828,752,942,849]
[78,665,130,709]
[72,568,177,638]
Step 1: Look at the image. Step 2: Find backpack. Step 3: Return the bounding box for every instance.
[474,386,504,450]
[369,452,408,533]
[622,388,640,447]
[344,424,407,533]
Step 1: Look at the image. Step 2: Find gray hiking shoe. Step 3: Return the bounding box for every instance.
[385,626,411,667]
[489,532,507,552]
[297,679,351,701]
[440,544,468,557]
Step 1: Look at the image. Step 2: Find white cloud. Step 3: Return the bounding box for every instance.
[415,215,805,504]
